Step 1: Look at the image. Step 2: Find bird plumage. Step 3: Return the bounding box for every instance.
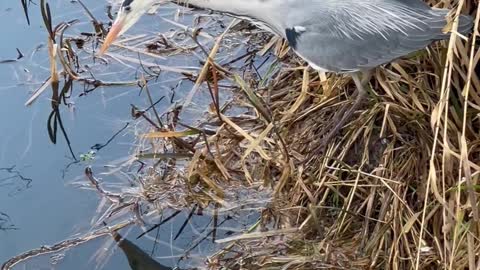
[172,0,473,72]
[279,0,473,72]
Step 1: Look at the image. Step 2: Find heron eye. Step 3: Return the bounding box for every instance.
[124,6,132,12]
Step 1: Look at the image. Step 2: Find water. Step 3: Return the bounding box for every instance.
[0,1,271,269]
[0,1,145,268]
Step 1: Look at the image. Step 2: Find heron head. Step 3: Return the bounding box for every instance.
[99,0,157,54]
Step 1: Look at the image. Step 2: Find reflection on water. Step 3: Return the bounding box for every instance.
[113,231,172,270]
[0,166,32,196]
[0,211,17,231]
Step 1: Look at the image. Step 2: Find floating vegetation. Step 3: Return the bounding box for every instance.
[3,0,480,269]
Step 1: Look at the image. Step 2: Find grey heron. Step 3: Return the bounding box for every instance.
[100,0,474,148]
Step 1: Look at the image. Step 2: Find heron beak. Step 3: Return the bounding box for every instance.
[99,0,156,55]
[99,19,125,55]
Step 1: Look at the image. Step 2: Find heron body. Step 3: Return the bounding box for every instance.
[100,0,473,148]
[101,0,473,72]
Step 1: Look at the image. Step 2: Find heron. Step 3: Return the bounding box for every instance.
[100,0,474,148]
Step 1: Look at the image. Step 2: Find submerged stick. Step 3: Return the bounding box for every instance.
[0,220,133,270]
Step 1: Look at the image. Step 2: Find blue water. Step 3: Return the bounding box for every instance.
[0,0,135,267]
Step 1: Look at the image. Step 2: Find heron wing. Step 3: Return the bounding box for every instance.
[283,0,472,72]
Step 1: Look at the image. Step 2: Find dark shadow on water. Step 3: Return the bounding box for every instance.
[113,231,173,270]
[0,212,18,231]
[0,166,32,195]
[47,77,77,161]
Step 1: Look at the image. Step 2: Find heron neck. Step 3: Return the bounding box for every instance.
[174,0,283,35]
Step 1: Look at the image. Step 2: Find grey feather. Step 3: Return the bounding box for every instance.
[277,0,473,72]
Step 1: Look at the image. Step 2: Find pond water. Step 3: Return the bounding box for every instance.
[0,1,259,269]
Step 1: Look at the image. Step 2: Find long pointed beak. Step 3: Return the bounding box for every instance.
[99,20,124,55]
